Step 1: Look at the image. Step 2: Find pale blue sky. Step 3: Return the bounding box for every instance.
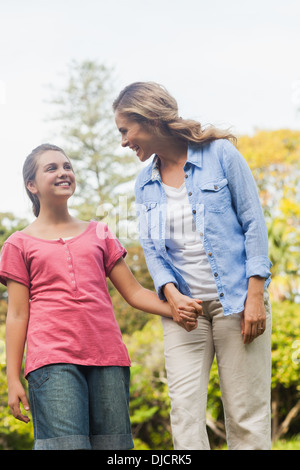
[0,0,299,217]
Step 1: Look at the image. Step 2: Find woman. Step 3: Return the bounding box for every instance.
[113,82,272,450]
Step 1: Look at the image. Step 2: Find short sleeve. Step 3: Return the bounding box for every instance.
[0,242,30,288]
[95,223,127,276]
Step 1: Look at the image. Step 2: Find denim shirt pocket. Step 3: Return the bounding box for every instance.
[200,178,231,213]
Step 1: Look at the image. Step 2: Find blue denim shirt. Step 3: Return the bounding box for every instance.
[134,139,271,315]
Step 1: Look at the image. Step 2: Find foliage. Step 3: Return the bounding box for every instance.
[0,212,34,448]
[237,130,300,302]
[270,301,300,441]
[271,302,300,389]
[123,316,172,450]
[237,129,300,197]
[0,366,33,450]
[272,435,300,450]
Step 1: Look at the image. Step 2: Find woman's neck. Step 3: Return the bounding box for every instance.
[156,138,188,188]
[156,138,188,167]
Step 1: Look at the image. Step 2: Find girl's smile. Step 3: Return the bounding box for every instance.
[54,180,72,188]
[27,150,76,200]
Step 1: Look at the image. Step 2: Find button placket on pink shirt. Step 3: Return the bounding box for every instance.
[59,238,78,293]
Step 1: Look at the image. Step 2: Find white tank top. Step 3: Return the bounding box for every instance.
[162,182,218,301]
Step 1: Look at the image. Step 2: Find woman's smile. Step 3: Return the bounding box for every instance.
[115,112,155,162]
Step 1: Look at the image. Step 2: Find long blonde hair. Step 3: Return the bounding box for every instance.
[113,81,236,145]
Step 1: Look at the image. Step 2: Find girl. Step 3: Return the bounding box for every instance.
[113,82,273,450]
[0,143,201,450]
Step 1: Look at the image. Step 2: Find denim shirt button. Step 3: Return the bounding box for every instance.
[214,272,218,277]
[188,192,192,196]
[192,209,196,214]
[185,174,188,178]
[220,292,224,297]
[208,252,212,256]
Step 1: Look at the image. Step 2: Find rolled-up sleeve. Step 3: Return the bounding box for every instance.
[246,256,272,281]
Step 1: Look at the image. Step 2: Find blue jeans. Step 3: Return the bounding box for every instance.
[28,364,134,450]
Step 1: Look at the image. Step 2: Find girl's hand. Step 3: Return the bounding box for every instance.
[8,380,30,423]
[163,283,203,332]
[177,299,202,331]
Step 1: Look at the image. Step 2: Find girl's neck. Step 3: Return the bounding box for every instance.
[36,203,73,226]
[27,203,79,237]
[23,205,88,240]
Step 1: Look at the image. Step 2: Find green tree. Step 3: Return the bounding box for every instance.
[48,60,139,225]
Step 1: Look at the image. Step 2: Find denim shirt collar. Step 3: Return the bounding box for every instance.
[140,144,203,187]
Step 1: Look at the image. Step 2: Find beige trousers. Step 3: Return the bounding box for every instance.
[161,290,272,450]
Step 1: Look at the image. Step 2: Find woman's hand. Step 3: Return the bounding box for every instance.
[241,276,266,344]
[163,283,203,332]
[8,380,30,423]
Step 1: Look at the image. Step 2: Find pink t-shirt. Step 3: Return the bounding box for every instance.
[0,221,131,376]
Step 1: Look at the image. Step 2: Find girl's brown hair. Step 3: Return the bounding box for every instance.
[23,143,68,217]
[113,81,236,145]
